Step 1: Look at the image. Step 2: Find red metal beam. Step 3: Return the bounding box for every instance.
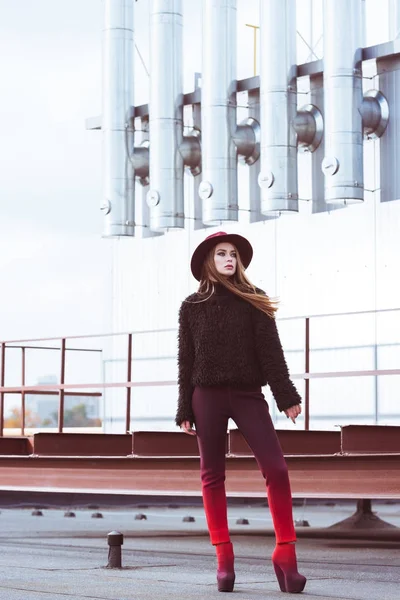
[0,453,398,498]
[229,428,341,456]
[341,425,400,454]
[32,433,131,456]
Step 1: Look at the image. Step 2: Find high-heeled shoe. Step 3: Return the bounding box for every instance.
[271,542,307,593]
[215,541,235,592]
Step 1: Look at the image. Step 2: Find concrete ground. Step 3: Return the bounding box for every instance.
[0,502,398,599]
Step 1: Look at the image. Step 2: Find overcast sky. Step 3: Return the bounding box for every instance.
[0,0,391,344]
[0,0,107,341]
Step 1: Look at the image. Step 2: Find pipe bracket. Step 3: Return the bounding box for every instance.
[234,118,260,165]
[294,104,323,152]
[133,141,150,186]
[361,90,389,140]
[180,128,202,176]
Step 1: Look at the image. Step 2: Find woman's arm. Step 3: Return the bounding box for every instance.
[175,301,195,426]
[253,307,302,412]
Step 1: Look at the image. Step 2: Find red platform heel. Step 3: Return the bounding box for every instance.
[216,541,235,592]
[272,543,307,593]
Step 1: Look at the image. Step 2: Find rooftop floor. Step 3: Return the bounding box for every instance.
[0,501,399,599]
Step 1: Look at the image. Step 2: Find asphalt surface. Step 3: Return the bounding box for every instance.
[0,502,398,599]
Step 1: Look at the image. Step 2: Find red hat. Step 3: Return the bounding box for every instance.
[190,231,253,281]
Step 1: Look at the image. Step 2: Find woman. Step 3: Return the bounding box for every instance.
[175,231,306,594]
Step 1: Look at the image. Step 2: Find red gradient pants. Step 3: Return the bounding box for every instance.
[192,385,296,545]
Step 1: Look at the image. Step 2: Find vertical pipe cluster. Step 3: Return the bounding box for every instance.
[377,54,400,202]
[200,0,238,225]
[147,0,184,231]
[98,0,396,236]
[389,0,400,40]
[102,0,135,237]
[322,0,364,204]
[258,0,298,214]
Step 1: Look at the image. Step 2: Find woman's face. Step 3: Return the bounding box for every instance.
[214,242,237,276]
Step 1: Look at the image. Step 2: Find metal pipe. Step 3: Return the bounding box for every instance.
[21,347,25,436]
[377,54,400,202]
[126,334,132,433]
[389,0,400,40]
[0,343,5,437]
[191,100,206,230]
[199,0,238,225]
[58,338,66,433]
[139,117,163,239]
[309,73,343,214]
[305,318,310,431]
[147,0,184,231]
[259,0,298,214]
[102,0,135,237]
[321,0,364,204]
[248,90,271,223]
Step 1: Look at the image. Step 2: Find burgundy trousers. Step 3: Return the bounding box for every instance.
[192,385,296,545]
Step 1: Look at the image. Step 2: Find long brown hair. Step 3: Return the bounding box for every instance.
[197,243,279,318]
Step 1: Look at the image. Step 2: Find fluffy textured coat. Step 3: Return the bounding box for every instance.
[175,284,301,426]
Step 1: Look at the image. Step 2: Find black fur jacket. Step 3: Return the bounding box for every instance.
[175,283,302,426]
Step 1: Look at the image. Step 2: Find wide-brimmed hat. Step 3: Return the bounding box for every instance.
[190,231,253,281]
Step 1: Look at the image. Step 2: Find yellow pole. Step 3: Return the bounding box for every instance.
[245,23,260,76]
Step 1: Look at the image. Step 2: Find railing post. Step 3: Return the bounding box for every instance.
[125,334,132,433]
[58,338,66,433]
[21,347,26,436]
[305,317,310,431]
[0,343,5,437]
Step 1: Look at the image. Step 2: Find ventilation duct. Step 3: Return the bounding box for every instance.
[258,0,298,214]
[199,0,238,225]
[321,0,364,204]
[102,0,135,237]
[147,0,184,231]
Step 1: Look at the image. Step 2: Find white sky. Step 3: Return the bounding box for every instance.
[0,0,392,343]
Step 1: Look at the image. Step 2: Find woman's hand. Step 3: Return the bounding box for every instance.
[180,420,196,436]
[284,404,302,424]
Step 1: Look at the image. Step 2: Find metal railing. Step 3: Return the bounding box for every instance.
[0,306,399,436]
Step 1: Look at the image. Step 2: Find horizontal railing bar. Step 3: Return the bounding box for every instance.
[4,339,400,363]
[105,412,400,422]
[1,328,177,345]
[0,382,177,392]
[1,308,399,346]
[278,306,400,322]
[5,345,103,353]
[3,390,102,397]
[103,340,400,364]
[0,368,399,394]
[300,368,400,379]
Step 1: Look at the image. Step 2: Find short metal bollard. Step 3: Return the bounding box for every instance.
[107,531,123,568]
[182,516,195,522]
